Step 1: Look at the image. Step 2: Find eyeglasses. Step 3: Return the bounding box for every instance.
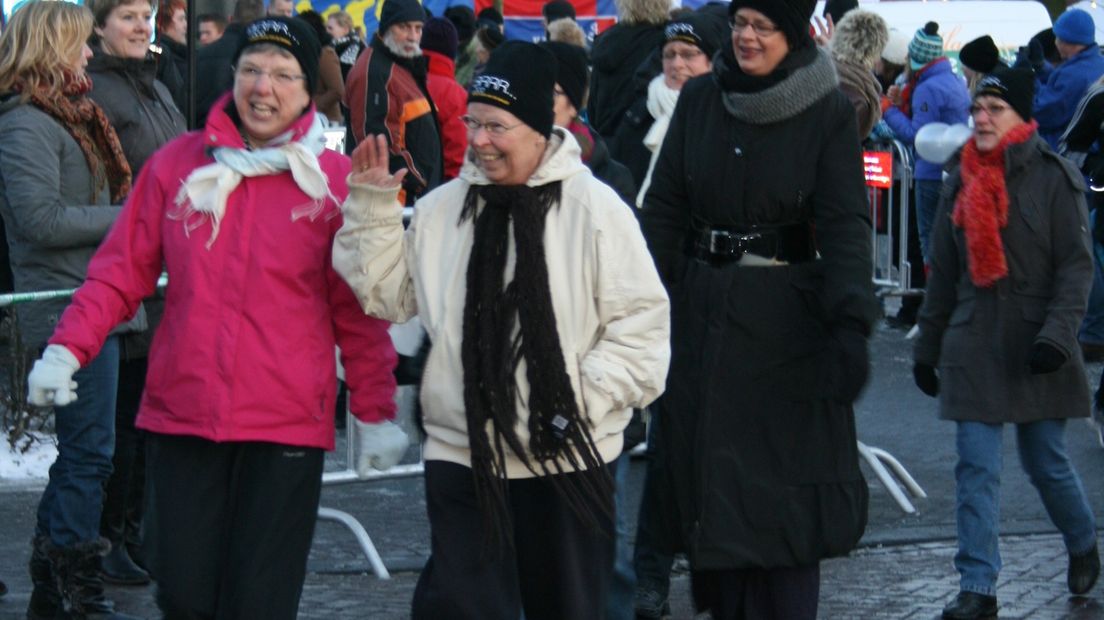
[461,115,521,135]
[730,16,780,37]
[662,48,704,62]
[235,65,306,87]
[970,103,1012,118]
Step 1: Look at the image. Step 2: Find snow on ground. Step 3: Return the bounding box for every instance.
[0,432,55,481]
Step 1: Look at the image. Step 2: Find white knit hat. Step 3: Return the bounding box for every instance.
[881,28,910,66]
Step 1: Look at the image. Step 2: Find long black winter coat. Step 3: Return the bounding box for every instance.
[640,48,878,570]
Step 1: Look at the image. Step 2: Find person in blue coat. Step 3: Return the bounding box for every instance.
[883,21,971,263]
[1032,9,1104,149]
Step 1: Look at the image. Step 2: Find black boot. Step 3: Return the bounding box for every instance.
[27,535,60,620]
[1069,545,1100,595]
[942,591,998,619]
[48,537,142,619]
[99,543,150,586]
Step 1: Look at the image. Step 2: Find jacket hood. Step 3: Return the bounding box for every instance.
[0,92,22,117]
[592,23,664,72]
[425,49,457,77]
[615,0,669,26]
[459,127,588,186]
[87,46,160,93]
[830,10,888,70]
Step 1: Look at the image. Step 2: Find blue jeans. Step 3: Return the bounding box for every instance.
[35,336,120,547]
[915,179,942,263]
[605,452,635,620]
[954,420,1097,596]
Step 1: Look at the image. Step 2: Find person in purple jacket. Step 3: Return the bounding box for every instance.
[883,21,971,264]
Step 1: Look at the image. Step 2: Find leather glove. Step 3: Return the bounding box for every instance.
[913,363,939,397]
[27,345,80,407]
[354,419,409,475]
[828,326,870,403]
[1029,342,1066,375]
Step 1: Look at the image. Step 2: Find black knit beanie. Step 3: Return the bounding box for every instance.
[422,16,459,59]
[379,0,426,35]
[540,41,589,113]
[469,41,556,138]
[823,0,857,24]
[236,16,321,93]
[728,0,816,48]
[975,67,1035,122]
[542,0,576,22]
[959,35,1000,74]
[663,11,727,60]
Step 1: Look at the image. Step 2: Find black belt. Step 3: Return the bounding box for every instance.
[689,222,816,264]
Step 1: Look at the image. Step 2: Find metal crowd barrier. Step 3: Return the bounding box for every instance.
[860,138,928,514]
[864,139,925,298]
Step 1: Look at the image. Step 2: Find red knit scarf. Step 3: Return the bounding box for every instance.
[23,73,132,203]
[566,119,595,163]
[898,58,946,118]
[952,120,1038,288]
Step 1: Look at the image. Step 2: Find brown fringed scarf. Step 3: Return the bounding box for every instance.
[459,182,613,551]
[24,74,132,203]
[952,120,1038,287]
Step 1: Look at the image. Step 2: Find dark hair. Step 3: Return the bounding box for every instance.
[198,12,227,28]
[232,0,264,23]
[296,9,331,46]
[83,0,156,28]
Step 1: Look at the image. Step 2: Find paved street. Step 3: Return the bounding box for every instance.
[2,322,1104,618]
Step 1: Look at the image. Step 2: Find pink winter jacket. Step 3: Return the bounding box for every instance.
[50,99,397,450]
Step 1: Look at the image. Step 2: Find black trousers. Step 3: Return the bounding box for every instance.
[412,460,615,620]
[100,356,147,549]
[144,433,323,620]
[691,564,820,620]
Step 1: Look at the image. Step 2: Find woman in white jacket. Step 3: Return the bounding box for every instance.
[334,41,670,619]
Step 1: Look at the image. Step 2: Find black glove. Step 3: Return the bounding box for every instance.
[1013,45,1030,70]
[829,326,870,403]
[913,363,939,397]
[1027,38,1045,73]
[1028,342,1066,374]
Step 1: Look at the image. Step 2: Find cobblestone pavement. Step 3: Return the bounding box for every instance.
[2,473,1103,620]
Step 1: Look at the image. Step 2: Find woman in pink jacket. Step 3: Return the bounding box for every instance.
[26,17,402,619]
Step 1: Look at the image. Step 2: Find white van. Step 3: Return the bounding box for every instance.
[815,0,1054,68]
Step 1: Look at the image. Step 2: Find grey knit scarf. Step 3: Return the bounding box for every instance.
[719,47,839,125]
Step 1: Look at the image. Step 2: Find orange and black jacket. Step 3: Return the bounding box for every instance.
[345,35,443,205]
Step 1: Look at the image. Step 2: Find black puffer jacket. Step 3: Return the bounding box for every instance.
[587,22,664,140]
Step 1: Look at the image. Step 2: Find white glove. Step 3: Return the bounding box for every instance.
[27,344,80,407]
[354,419,409,475]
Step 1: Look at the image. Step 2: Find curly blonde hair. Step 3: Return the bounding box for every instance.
[0,1,94,103]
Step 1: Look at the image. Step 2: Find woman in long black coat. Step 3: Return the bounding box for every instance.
[639,1,877,617]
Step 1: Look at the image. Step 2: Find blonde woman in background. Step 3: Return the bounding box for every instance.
[0,2,144,617]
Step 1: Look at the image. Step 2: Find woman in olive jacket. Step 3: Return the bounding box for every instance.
[639,0,876,617]
[913,68,1098,620]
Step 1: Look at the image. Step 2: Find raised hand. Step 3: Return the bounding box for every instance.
[349,134,408,189]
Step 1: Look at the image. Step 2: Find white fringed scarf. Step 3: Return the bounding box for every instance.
[635,75,681,207]
[172,113,338,248]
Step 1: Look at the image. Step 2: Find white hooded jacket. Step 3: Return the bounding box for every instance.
[333,129,671,477]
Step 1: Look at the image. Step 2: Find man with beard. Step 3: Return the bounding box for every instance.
[345,0,443,205]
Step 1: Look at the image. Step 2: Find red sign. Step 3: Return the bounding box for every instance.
[863,151,893,189]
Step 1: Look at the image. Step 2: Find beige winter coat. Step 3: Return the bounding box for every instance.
[334,130,671,477]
